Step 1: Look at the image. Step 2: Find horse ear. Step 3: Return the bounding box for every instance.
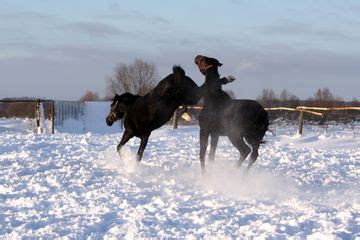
[210,57,222,67]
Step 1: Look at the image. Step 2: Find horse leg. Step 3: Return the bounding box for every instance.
[136,133,150,161]
[200,128,210,170]
[117,130,134,154]
[209,134,219,162]
[247,139,260,170]
[228,136,251,167]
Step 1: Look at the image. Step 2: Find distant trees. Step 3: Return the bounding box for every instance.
[107,59,158,97]
[313,87,334,102]
[0,101,36,118]
[279,89,299,102]
[300,87,344,107]
[257,88,277,105]
[0,98,53,119]
[256,87,351,108]
[257,88,299,107]
[256,87,353,123]
[308,87,344,107]
[79,90,100,101]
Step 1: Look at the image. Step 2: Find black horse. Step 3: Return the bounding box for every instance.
[194,55,269,170]
[106,66,234,161]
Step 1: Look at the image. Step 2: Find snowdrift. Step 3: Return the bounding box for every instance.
[0,121,359,238]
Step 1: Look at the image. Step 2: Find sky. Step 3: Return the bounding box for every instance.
[1,0,360,100]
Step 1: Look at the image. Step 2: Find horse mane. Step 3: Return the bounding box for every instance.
[114,92,141,104]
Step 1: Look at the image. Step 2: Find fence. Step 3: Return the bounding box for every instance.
[172,105,360,135]
[53,101,121,134]
[0,100,116,134]
[1,99,359,134]
[54,101,83,127]
[266,106,360,134]
[0,99,55,134]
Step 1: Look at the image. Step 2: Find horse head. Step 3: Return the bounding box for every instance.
[194,55,222,75]
[106,93,139,126]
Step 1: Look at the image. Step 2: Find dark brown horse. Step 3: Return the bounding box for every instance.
[195,55,269,170]
[106,66,234,161]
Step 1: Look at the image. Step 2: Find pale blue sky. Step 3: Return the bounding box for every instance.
[1,0,359,100]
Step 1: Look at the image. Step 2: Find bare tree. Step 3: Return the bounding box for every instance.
[257,88,277,107]
[313,87,334,102]
[311,87,345,107]
[279,89,299,107]
[351,98,359,107]
[107,59,158,96]
[279,89,290,101]
[80,90,100,101]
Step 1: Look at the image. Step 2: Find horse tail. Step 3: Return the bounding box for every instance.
[173,65,185,81]
[245,107,269,145]
[259,108,269,132]
[256,108,269,134]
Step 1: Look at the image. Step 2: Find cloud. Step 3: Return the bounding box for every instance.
[1,42,359,100]
[234,60,257,72]
[100,5,170,25]
[240,49,360,77]
[0,10,138,40]
[0,41,140,64]
[221,48,360,100]
[0,11,55,22]
[226,0,249,5]
[1,10,359,101]
[0,44,139,100]
[59,21,134,38]
[350,4,360,13]
[250,19,349,41]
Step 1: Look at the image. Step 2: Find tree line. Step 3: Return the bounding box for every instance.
[256,88,359,108]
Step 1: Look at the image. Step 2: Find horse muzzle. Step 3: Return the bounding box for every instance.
[106,111,124,126]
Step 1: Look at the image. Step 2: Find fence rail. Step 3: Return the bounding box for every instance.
[173,105,360,134]
[2,100,359,135]
[265,106,360,134]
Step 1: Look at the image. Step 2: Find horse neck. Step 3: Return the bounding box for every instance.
[127,95,141,107]
[118,94,141,111]
[206,67,221,83]
[205,68,221,92]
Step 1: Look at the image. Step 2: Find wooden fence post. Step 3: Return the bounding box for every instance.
[35,100,43,133]
[297,111,304,135]
[172,108,179,129]
[35,101,40,131]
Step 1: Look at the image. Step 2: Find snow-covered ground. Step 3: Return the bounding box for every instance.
[0,119,359,239]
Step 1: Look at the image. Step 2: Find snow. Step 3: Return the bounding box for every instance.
[0,118,33,133]
[0,119,359,239]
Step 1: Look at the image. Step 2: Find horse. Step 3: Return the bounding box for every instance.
[106,65,234,161]
[194,55,269,170]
